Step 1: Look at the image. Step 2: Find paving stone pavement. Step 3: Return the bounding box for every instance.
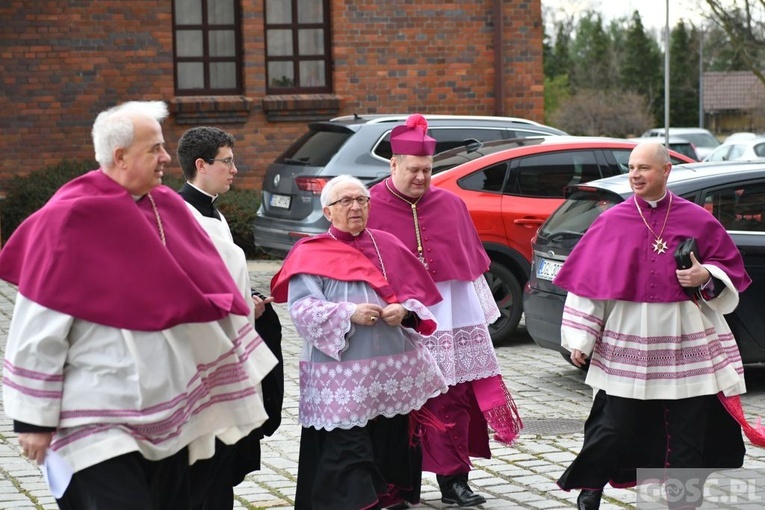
[2,260,765,509]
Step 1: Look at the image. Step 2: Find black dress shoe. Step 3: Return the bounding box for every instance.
[386,504,410,510]
[437,474,487,507]
[577,489,602,510]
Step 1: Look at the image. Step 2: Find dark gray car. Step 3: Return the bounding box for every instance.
[254,114,567,256]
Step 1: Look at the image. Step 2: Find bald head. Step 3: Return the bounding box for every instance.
[628,142,672,201]
[634,141,670,167]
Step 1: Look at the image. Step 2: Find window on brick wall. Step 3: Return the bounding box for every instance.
[265,0,332,93]
[173,0,242,95]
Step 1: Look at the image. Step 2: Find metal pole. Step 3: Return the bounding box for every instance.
[699,30,704,128]
[664,0,670,148]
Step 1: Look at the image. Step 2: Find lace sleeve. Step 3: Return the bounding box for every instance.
[473,275,500,324]
[288,274,356,360]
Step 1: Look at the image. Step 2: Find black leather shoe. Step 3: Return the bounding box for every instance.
[437,474,487,507]
[577,489,602,510]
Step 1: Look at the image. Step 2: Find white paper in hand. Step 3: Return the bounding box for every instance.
[42,449,73,499]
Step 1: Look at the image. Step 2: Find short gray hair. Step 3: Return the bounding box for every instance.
[320,175,369,207]
[92,101,169,168]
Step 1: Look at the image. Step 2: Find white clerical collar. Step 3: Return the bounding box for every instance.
[646,191,668,208]
[187,182,219,202]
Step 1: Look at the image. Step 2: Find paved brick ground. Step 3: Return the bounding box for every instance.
[2,261,765,509]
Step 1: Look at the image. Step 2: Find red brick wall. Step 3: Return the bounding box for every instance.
[0,0,543,191]
[1,2,182,180]
[332,0,544,119]
[503,1,545,115]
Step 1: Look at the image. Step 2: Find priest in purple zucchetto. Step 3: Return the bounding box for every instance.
[555,141,759,510]
[367,113,523,508]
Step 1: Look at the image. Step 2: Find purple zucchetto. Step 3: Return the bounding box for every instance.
[390,113,437,156]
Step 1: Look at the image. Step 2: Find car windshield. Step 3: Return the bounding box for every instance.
[274,128,353,166]
[431,152,478,176]
[538,189,623,240]
[431,138,543,175]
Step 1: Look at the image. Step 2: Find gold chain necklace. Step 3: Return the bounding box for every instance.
[384,179,427,267]
[147,193,166,246]
[327,228,387,280]
[634,194,672,254]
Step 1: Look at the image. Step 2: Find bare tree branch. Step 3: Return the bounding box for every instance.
[704,0,765,84]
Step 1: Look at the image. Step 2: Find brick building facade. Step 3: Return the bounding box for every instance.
[1,1,543,190]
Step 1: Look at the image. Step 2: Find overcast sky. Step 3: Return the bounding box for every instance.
[542,0,718,33]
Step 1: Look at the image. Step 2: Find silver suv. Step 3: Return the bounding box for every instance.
[254,114,567,256]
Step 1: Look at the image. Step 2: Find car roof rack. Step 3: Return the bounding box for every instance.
[329,113,545,126]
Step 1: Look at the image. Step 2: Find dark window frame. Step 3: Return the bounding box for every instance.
[506,150,602,198]
[172,0,244,96]
[264,0,332,94]
[457,162,510,194]
[701,181,765,232]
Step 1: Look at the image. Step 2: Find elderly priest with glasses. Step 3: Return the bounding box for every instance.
[271,174,448,510]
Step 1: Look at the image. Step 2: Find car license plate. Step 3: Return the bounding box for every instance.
[536,258,563,281]
[270,194,291,209]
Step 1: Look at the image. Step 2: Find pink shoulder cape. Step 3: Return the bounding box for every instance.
[554,193,750,301]
[0,170,248,330]
[270,229,442,307]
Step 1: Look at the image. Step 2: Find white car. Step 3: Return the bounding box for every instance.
[641,127,720,160]
[703,137,765,162]
[724,132,758,143]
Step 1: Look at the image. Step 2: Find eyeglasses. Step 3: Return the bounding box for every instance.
[327,196,371,208]
[207,158,235,168]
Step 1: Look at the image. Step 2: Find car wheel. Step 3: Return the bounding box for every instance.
[560,351,589,370]
[484,261,523,346]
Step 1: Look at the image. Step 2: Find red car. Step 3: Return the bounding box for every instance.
[429,137,696,345]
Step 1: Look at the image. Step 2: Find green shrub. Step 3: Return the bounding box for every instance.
[1,160,262,259]
[217,186,260,259]
[161,174,185,193]
[1,159,95,243]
